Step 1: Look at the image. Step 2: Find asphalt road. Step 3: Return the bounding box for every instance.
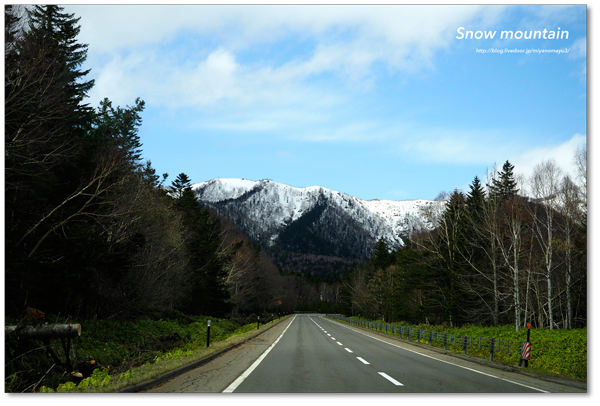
[147,314,585,393]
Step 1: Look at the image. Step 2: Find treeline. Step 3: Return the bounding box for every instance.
[4,5,318,322]
[4,5,587,331]
[343,159,587,330]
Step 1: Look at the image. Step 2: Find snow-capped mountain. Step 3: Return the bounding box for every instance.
[193,178,444,271]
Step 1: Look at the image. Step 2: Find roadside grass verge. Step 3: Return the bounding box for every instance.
[47,318,286,393]
[331,316,586,381]
[6,315,288,393]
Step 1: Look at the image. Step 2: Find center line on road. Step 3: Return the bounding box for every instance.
[378,372,404,386]
[331,337,336,340]
[327,334,331,336]
[328,318,548,393]
[337,342,343,345]
[345,348,353,353]
[356,357,370,365]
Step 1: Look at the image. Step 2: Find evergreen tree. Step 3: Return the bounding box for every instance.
[89,98,145,170]
[171,173,192,199]
[465,176,486,223]
[372,237,393,270]
[5,5,98,316]
[459,176,499,325]
[173,175,232,317]
[488,160,519,200]
[25,5,94,114]
[422,189,468,325]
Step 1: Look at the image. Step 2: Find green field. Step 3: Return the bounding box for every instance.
[5,314,283,392]
[333,316,587,381]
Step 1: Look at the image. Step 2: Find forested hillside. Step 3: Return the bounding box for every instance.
[193,178,444,278]
[3,5,315,322]
[5,4,587,331]
[344,161,587,330]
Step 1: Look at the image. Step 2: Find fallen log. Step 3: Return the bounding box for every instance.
[5,324,81,340]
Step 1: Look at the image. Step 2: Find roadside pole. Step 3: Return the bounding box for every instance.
[206,320,211,347]
[519,323,532,368]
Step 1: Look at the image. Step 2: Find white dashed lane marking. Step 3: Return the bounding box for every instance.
[312,316,405,389]
[378,372,404,386]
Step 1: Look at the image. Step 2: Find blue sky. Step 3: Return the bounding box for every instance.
[63,2,587,201]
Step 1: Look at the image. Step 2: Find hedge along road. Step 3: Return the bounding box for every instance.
[146,314,584,393]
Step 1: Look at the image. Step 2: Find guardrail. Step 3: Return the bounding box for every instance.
[326,315,530,367]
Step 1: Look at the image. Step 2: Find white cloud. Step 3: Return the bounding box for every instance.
[570,37,586,59]
[171,49,242,107]
[70,5,492,55]
[401,128,515,165]
[398,129,586,185]
[74,4,502,109]
[88,48,243,108]
[511,133,586,181]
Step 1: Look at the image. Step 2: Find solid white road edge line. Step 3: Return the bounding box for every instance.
[378,372,403,386]
[222,315,297,393]
[325,317,548,393]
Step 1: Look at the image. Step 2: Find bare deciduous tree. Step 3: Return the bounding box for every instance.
[556,175,582,329]
[493,175,528,331]
[529,159,562,329]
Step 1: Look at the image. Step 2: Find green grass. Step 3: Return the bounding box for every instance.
[333,316,587,381]
[6,314,288,392]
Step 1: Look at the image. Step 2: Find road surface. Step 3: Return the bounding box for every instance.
[146,314,585,393]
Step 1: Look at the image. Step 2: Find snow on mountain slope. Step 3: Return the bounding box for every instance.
[194,178,258,201]
[193,178,444,252]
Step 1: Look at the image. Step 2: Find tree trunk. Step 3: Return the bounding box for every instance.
[5,324,81,339]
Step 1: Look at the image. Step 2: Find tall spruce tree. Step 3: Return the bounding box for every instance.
[465,176,486,223]
[5,5,98,316]
[173,175,232,317]
[420,189,467,325]
[88,98,145,170]
[372,237,393,270]
[459,176,500,325]
[25,5,94,114]
[171,173,193,199]
[488,160,519,200]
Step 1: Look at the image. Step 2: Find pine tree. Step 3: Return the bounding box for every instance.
[459,176,499,325]
[488,160,519,200]
[25,5,94,113]
[465,176,486,223]
[88,98,145,170]
[372,237,393,270]
[171,173,193,199]
[173,175,232,317]
[420,189,468,325]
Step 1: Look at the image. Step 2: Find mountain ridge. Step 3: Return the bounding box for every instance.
[192,178,445,277]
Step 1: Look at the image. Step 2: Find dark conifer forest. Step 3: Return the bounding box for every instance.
[4,5,301,321]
